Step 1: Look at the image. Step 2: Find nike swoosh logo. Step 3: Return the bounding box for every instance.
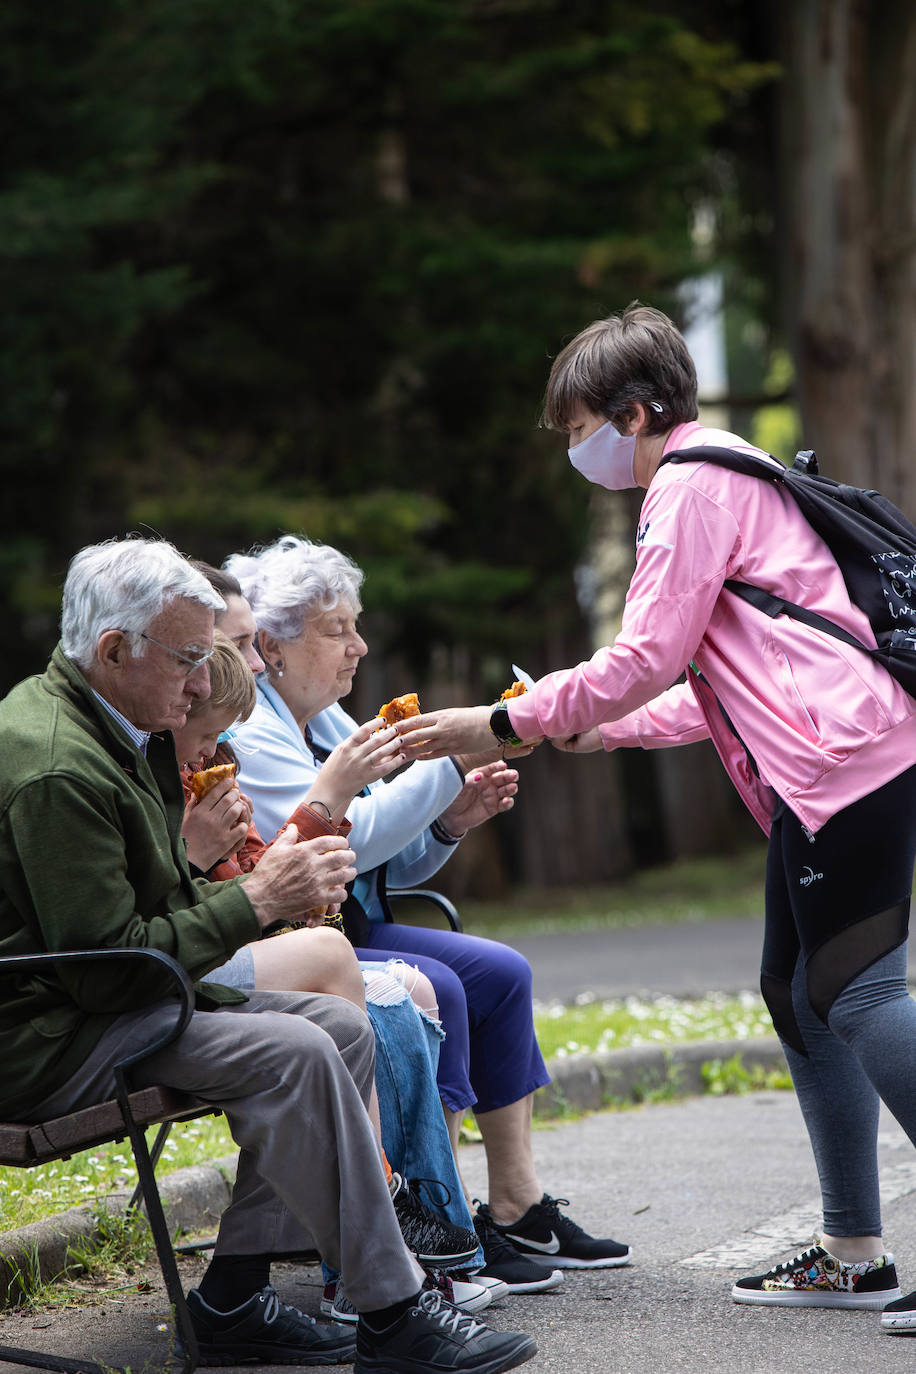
[507,1230,560,1254]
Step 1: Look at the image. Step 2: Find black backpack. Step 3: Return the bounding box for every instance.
[661,446,916,701]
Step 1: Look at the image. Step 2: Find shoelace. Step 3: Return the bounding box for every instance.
[538,1195,587,1239]
[414,1288,485,1340]
[258,1287,316,1328]
[395,1178,466,1251]
[473,1209,513,1256]
[767,1245,826,1277]
[405,1175,455,1209]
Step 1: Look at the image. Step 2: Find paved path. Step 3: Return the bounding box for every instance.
[3,1093,915,1374]
[510,915,766,1004]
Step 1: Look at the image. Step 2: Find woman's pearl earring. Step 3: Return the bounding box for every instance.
[275,661,284,679]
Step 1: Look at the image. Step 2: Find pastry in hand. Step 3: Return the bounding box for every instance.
[377,692,420,725]
[188,762,237,800]
[500,680,528,700]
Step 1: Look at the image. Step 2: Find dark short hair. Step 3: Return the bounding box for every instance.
[542,302,698,437]
[190,560,244,604]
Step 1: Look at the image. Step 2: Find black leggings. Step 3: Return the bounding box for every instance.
[761,762,916,1057]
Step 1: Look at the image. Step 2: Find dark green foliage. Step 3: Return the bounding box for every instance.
[0,0,774,687]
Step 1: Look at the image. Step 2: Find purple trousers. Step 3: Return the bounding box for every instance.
[355,923,549,1114]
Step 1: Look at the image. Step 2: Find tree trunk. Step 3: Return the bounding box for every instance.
[779,0,916,509]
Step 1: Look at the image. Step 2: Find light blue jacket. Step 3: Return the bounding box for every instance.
[234,680,464,921]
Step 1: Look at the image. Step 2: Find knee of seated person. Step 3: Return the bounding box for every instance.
[388,962,438,1016]
[295,925,362,983]
[301,924,355,961]
[312,924,360,964]
[320,994,374,1051]
[488,942,534,998]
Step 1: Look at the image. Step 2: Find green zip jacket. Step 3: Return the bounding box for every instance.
[0,645,260,1119]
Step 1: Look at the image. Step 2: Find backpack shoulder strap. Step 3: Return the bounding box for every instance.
[724,580,877,657]
[661,446,787,483]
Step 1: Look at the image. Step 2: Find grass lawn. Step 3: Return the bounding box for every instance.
[1,846,780,1233]
[437,844,770,938]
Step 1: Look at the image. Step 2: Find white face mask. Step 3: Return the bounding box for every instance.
[568,421,637,490]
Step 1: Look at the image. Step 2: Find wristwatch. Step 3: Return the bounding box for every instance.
[489,700,524,748]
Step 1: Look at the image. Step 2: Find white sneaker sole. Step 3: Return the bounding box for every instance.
[546,1249,632,1269]
[448,1281,493,1315]
[732,1284,901,1309]
[469,1276,510,1302]
[499,1269,564,1294]
[882,1311,916,1332]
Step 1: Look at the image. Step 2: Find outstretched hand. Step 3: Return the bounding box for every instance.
[397,705,542,761]
[438,759,519,836]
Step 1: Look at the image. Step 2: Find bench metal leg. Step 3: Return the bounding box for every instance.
[0,1115,199,1373]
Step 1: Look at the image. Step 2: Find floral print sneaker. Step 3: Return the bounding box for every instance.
[732,1240,901,1308]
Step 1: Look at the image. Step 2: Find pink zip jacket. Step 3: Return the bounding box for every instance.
[507,421,916,834]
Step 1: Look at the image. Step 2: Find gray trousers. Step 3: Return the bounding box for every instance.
[39,989,424,1310]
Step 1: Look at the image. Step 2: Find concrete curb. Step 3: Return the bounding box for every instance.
[0,1040,786,1308]
[0,1153,237,1307]
[533,1035,786,1117]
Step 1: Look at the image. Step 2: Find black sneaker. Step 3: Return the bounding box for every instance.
[473,1209,563,1294]
[354,1287,536,1374]
[477,1195,631,1270]
[732,1241,901,1308]
[391,1173,478,1266]
[883,1288,916,1333]
[186,1284,356,1365]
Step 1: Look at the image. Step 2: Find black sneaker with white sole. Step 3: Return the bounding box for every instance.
[391,1173,479,1267]
[477,1195,631,1269]
[354,1288,536,1374]
[186,1285,356,1365]
[883,1288,916,1333]
[473,1210,563,1294]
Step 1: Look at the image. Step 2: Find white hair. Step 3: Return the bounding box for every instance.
[224,535,364,642]
[60,537,225,668]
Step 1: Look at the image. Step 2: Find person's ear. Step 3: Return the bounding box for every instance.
[627,403,649,435]
[258,630,283,672]
[96,629,131,672]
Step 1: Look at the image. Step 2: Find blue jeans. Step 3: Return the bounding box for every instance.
[324,976,483,1282]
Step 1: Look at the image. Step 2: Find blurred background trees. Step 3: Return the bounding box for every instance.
[1,0,913,895]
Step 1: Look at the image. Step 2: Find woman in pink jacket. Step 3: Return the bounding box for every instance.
[397,303,916,1334]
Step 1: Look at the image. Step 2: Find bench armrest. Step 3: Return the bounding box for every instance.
[0,947,196,1080]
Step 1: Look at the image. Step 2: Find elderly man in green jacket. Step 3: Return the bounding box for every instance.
[0,537,535,1374]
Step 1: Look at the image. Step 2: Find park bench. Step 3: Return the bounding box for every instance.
[0,947,220,1374]
[0,883,461,1373]
[379,871,463,931]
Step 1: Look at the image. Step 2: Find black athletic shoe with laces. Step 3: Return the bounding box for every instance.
[472,1209,563,1293]
[354,1287,536,1374]
[477,1194,632,1269]
[391,1173,479,1267]
[186,1284,356,1365]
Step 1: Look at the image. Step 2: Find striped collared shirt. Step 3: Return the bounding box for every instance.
[92,691,150,755]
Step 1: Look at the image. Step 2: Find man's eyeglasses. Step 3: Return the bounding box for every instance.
[139,632,214,676]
